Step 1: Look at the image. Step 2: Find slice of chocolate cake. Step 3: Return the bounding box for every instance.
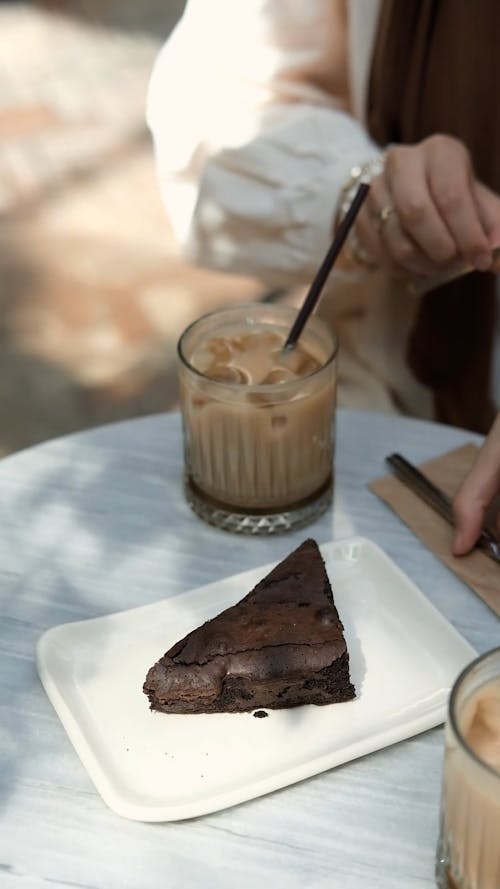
[143,538,355,714]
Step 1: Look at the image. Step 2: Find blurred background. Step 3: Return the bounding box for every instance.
[0,0,262,457]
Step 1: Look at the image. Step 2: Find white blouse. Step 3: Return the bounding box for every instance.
[147,0,500,414]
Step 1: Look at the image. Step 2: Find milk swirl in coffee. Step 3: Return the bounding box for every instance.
[465,680,500,772]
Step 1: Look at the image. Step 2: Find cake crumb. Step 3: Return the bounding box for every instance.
[253,710,269,719]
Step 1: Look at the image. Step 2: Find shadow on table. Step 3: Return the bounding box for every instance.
[0,419,356,815]
[0,418,195,814]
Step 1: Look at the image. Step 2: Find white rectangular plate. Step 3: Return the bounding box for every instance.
[37,537,476,822]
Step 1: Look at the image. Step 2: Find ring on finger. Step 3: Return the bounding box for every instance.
[375,204,397,228]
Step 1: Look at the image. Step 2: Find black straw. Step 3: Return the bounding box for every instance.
[283,182,370,350]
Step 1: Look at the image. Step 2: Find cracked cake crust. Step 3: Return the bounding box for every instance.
[143,538,355,714]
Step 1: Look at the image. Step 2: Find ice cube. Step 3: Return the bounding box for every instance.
[208,337,233,363]
[262,367,295,384]
[207,363,250,384]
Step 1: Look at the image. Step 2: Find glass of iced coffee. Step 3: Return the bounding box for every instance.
[436,646,500,889]
[177,303,337,533]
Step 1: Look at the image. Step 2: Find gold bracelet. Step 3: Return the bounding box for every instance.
[335,156,385,267]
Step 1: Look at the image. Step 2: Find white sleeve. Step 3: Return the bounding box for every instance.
[147,0,380,287]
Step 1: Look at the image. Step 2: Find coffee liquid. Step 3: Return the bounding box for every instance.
[182,323,335,510]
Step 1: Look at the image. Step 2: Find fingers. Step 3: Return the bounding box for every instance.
[386,144,457,266]
[453,413,500,555]
[424,137,492,270]
[356,172,438,277]
[474,181,500,253]
[353,136,500,280]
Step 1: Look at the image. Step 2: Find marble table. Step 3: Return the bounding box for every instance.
[0,409,497,889]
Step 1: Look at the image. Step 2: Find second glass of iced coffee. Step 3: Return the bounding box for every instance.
[178,303,338,533]
[436,646,500,889]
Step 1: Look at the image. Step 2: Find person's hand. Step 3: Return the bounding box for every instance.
[453,413,500,555]
[355,134,500,279]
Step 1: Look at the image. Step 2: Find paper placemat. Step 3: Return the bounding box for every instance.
[369,443,500,617]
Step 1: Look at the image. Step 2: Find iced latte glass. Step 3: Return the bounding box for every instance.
[178,303,338,533]
[436,647,500,889]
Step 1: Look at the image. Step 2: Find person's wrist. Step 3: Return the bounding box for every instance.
[335,156,385,268]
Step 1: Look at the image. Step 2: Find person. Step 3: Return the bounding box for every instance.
[453,412,500,555]
[147,0,500,433]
